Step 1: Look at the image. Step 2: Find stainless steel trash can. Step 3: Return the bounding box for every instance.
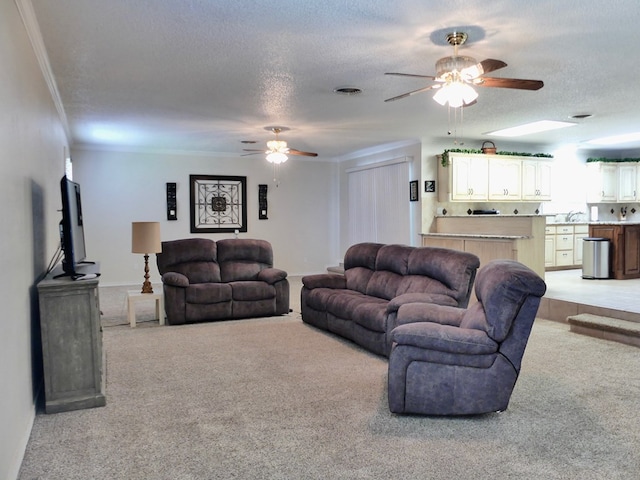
[582,237,610,279]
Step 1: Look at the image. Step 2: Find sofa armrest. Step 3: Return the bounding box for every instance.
[392,322,498,355]
[257,267,288,284]
[162,272,189,287]
[396,302,466,327]
[301,273,346,290]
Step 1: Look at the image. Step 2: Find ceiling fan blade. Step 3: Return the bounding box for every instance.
[478,59,508,75]
[475,77,544,90]
[385,72,437,80]
[288,148,318,157]
[241,152,263,156]
[243,148,266,152]
[384,84,438,102]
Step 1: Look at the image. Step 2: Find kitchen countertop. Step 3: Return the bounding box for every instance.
[588,221,640,225]
[435,214,543,218]
[422,233,530,239]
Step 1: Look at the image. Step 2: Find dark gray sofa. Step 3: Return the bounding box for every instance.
[156,238,289,325]
[300,243,481,356]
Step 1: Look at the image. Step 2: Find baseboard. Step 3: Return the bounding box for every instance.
[5,400,36,480]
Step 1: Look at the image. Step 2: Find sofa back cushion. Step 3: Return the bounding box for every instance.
[366,244,413,300]
[405,246,480,307]
[461,260,547,341]
[217,238,273,282]
[344,243,383,293]
[156,238,221,284]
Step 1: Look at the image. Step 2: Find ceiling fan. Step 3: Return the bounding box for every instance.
[384,31,544,107]
[243,127,318,163]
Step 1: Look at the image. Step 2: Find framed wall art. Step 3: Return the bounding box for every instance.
[409,180,419,202]
[190,175,247,233]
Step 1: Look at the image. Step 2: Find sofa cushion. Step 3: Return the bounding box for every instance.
[186,283,232,304]
[470,260,547,341]
[326,292,380,320]
[345,267,374,294]
[396,275,451,297]
[366,271,404,300]
[343,242,383,270]
[218,238,273,282]
[407,247,480,305]
[352,300,389,333]
[230,281,276,301]
[157,238,221,283]
[375,244,413,275]
[306,288,358,311]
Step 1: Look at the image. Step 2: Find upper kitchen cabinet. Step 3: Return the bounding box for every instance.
[438,152,552,202]
[522,159,553,201]
[488,157,521,200]
[448,154,489,201]
[618,163,638,202]
[585,161,640,203]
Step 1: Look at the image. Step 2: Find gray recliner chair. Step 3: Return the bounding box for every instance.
[387,259,547,416]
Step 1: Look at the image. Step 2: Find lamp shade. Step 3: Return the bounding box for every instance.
[131,222,162,254]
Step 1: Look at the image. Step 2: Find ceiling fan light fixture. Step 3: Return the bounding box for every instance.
[266,151,288,164]
[433,81,478,108]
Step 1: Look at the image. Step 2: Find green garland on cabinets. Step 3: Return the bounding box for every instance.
[440,149,553,167]
[586,157,640,163]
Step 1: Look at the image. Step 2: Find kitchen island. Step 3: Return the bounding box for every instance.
[422,215,546,278]
[589,222,640,279]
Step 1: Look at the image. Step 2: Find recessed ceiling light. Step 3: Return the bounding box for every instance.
[334,86,363,95]
[486,120,576,137]
[586,132,640,146]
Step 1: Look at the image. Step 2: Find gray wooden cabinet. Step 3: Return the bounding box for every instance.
[37,264,105,413]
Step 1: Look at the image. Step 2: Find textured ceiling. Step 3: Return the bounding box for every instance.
[28,0,640,159]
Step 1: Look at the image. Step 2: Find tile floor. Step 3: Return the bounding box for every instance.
[544,268,640,314]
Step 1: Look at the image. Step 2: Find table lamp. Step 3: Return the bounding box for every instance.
[131,221,162,294]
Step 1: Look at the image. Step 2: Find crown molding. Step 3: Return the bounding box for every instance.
[15,0,71,142]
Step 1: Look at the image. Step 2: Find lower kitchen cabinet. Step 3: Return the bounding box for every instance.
[545,223,588,270]
[589,223,640,279]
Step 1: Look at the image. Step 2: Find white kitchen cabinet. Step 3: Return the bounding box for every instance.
[618,163,638,201]
[587,163,619,202]
[449,155,489,201]
[545,225,556,267]
[522,159,553,201]
[573,225,589,264]
[439,153,552,202]
[545,224,589,270]
[488,157,521,200]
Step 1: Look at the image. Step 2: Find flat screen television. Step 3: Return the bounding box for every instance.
[59,175,89,276]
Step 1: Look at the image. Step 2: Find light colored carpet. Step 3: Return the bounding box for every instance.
[18,280,640,479]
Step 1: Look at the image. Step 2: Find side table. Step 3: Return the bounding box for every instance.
[127,291,165,327]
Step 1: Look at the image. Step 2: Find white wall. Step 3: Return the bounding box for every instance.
[70,148,339,285]
[0,1,69,478]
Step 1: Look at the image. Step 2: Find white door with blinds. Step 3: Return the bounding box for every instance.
[347,158,411,246]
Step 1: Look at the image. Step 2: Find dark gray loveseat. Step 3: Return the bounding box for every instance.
[157,238,289,325]
[301,243,480,356]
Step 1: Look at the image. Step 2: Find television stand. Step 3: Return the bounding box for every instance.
[37,262,105,413]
